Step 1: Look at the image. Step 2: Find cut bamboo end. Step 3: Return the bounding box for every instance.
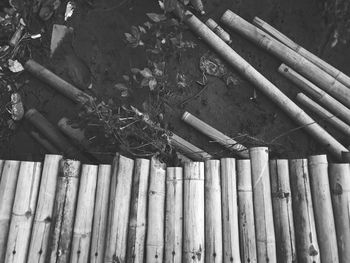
[57,117,90,149]
[205,18,232,44]
[190,0,205,15]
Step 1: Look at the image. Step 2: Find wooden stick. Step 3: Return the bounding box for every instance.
[329,163,350,263]
[126,159,150,263]
[236,159,257,263]
[175,9,347,160]
[0,160,20,262]
[221,10,350,108]
[27,155,63,263]
[165,167,183,263]
[205,18,232,44]
[204,160,223,263]
[46,159,80,263]
[249,147,276,263]
[90,164,112,263]
[105,155,134,263]
[29,130,60,153]
[308,155,339,262]
[296,92,350,137]
[5,161,42,263]
[24,59,93,105]
[146,157,166,263]
[269,159,297,263]
[289,159,320,263]
[253,17,350,88]
[70,165,98,263]
[279,64,350,126]
[182,111,249,158]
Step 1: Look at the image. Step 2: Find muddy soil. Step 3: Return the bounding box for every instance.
[1,0,349,163]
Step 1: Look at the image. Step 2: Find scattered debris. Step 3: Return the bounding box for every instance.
[8,59,24,72]
[10,92,24,121]
[199,52,227,77]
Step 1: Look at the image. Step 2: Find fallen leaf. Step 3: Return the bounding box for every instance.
[140,68,153,78]
[131,68,141,74]
[8,59,24,72]
[149,78,157,90]
[146,13,167,23]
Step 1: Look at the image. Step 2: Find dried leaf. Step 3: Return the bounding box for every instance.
[131,68,141,74]
[8,59,24,72]
[114,83,128,91]
[149,78,157,90]
[141,77,150,87]
[122,75,130,81]
[140,68,153,78]
[146,13,167,23]
[138,26,147,34]
[144,21,152,29]
[124,32,136,43]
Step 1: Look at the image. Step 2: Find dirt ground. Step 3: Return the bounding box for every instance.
[1,0,350,164]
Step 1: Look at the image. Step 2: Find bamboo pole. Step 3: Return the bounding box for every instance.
[236,159,257,263]
[183,162,205,263]
[204,160,223,263]
[5,161,42,263]
[24,59,93,105]
[253,17,350,88]
[174,9,347,160]
[46,159,80,263]
[90,164,112,263]
[249,147,276,263]
[146,157,166,263]
[329,163,350,263]
[269,159,297,263]
[182,111,249,158]
[27,155,63,263]
[0,160,20,262]
[126,159,150,263]
[57,117,91,149]
[29,130,60,153]
[308,155,339,262]
[296,92,350,137]
[341,151,350,162]
[205,18,232,44]
[165,167,183,263]
[279,64,350,126]
[70,165,98,263]
[221,10,350,108]
[105,155,134,263]
[289,159,320,263]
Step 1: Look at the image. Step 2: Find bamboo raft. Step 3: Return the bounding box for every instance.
[0,148,349,263]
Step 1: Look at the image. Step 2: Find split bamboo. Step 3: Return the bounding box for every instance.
[269,159,296,263]
[221,10,350,108]
[221,158,241,263]
[175,9,347,160]
[205,18,232,44]
[289,159,320,263]
[249,147,276,263]
[24,59,93,105]
[279,64,350,126]
[70,165,98,263]
[204,160,223,263]
[236,159,257,263]
[126,159,150,263]
[46,159,80,263]
[183,162,205,263]
[5,161,42,263]
[329,163,350,263]
[308,155,339,263]
[296,93,350,137]
[29,130,59,153]
[90,164,112,263]
[0,160,20,262]
[27,155,63,263]
[165,167,183,263]
[146,157,166,263]
[190,0,205,15]
[182,111,249,158]
[105,155,134,263]
[253,17,350,88]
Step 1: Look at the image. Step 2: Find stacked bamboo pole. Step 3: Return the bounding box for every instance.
[70,165,98,263]
[236,160,257,263]
[165,167,183,263]
[308,155,339,262]
[0,160,20,262]
[5,161,42,263]
[221,10,350,108]
[27,155,62,263]
[329,163,350,263]
[183,162,205,263]
[90,164,112,263]
[176,9,347,160]
[146,158,166,263]
[204,160,223,263]
[126,159,150,263]
[105,155,134,263]
[221,158,241,263]
[289,159,320,263]
[46,159,81,263]
[269,160,296,263]
[253,17,350,88]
